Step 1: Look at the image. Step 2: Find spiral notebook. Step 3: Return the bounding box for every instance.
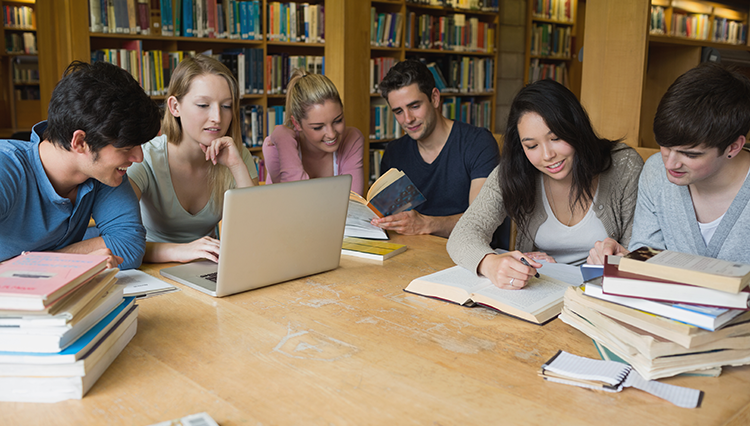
[540,350,704,408]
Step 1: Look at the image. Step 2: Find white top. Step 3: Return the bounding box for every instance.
[697,166,750,245]
[128,135,258,243]
[534,176,608,265]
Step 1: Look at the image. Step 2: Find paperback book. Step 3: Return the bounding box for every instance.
[341,237,406,262]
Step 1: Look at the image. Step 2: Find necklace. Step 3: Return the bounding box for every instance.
[545,175,574,227]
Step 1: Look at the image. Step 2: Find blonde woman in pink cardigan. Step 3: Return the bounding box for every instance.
[262,69,364,195]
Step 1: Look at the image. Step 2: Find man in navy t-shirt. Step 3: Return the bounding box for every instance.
[373,60,500,237]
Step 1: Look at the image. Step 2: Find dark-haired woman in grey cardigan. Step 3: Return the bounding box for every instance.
[446,80,643,290]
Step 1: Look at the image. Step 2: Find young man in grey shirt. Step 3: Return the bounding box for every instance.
[588,63,750,265]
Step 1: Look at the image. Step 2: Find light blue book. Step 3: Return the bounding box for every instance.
[0,297,135,364]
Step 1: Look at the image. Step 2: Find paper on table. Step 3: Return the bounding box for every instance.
[542,351,703,408]
[115,269,179,298]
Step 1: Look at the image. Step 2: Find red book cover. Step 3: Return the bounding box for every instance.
[0,252,108,307]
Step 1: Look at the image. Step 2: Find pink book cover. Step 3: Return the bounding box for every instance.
[0,252,108,301]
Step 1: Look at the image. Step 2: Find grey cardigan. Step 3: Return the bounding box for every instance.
[447,143,644,274]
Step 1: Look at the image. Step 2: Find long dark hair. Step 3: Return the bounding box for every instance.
[500,79,617,236]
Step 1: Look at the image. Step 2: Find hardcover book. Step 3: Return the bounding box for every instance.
[619,247,750,294]
[602,256,750,310]
[351,168,426,218]
[0,252,109,310]
[404,265,576,325]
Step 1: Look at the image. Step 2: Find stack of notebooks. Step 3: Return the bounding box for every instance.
[561,247,750,380]
[0,252,139,403]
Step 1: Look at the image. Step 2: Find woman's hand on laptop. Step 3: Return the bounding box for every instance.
[145,237,221,264]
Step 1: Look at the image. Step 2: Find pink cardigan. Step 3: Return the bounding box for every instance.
[262,125,365,195]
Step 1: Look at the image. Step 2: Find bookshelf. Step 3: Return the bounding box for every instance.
[1,0,41,135]
[581,0,750,153]
[523,0,582,98]
[368,0,499,184]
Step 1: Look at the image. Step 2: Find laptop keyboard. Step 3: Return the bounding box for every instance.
[200,272,218,283]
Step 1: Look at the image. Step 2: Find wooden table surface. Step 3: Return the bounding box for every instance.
[2,234,749,425]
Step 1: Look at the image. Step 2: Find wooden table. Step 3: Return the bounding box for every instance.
[2,235,749,425]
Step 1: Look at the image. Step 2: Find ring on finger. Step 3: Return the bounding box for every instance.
[509,278,515,286]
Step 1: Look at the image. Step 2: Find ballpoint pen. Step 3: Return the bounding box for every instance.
[520,257,540,278]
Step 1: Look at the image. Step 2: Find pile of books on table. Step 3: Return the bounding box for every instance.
[560,247,750,380]
[0,252,139,403]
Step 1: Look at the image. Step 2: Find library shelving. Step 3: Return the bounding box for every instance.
[580,0,750,154]
[1,0,41,135]
[523,0,582,98]
[368,0,499,184]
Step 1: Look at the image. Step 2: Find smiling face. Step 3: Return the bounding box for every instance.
[296,99,346,154]
[168,73,233,147]
[660,144,725,186]
[86,143,144,187]
[517,112,576,183]
[386,83,440,142]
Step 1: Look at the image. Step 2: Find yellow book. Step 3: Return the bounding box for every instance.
[341,237,406,262]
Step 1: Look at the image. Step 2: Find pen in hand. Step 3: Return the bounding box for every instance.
[520,257,540,278]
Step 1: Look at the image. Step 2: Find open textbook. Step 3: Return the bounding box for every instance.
[345,168,425,239]
[404,261,582,324]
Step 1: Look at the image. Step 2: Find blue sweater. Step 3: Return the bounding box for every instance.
[0,122,146,269]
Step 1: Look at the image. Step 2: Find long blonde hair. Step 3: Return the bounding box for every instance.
[284,68,342,128]
[162,54,243,212]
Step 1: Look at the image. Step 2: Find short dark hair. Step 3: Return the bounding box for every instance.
[44,61,161,154]
[653,62,750,152]
[378,59,435,101]
[501,79,617,236]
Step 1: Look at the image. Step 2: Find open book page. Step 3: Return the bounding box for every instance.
[115,269,179,298]
[472,274,573,316]
[405,266,494,305]
[345,196,387,239]
[493,249,585,286]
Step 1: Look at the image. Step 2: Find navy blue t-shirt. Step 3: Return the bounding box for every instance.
[380,121,499,216]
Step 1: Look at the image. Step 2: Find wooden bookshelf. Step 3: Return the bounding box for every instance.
[581,0,750,150]
[367,0,499,184]
[1,0,41,133]
[523,0,582,97]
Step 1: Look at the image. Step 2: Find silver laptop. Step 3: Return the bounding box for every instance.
[160,175,352,297]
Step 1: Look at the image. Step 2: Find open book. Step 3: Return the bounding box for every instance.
[350,168,426,218]
[404,265,578,324]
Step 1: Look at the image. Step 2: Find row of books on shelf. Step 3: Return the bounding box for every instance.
[441,96,492,130]
[0,252,139,402]
[5,32,36,55]
[427,57,495,94]
[650,5,748,45]
[405,12,495,53]
[529,23,572,59]
[14,86,40,101]
[92,45,324,97]
[528,59,568,87]
[370,56,396,94]
[563,248,750,380]
[12,67,39,84]
[370,104,402,141]
[368,149,385,184]
[531,0,574,22]
[371,10,403,48]
[267,2,324,43]
[2,5,34,29]
[239,104,285,148]
[405,0,499,12]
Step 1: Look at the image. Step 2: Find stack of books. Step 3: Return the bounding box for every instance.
[560,248,750,380]
[0,252,139,403]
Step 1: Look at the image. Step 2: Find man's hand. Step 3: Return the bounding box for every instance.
[371,210,430,235]
[587,237,628,265]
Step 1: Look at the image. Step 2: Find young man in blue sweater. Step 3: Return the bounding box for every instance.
[589,63,750,265]
[0,61,161,269]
